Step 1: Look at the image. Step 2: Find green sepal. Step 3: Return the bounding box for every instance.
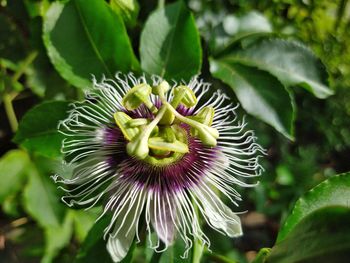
[114,112,140,141]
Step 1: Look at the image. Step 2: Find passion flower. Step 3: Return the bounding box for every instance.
[55,73,264,262]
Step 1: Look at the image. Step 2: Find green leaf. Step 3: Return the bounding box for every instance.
[42,211,74,263]
[43,0,139,89]
[251,248,271,263]
[267,206,350,263]
[71,208,101,242]
[0,150,30,203]
[26,16,73,99]
[222,38,333,99]
[277,172,350,242]
[153,237,192,263]
[23,165,65,228]
[140,0,202,81]
[14,101,70,158]
[75,213,113,263]
[210,59,295,140]
[211,11,272,53]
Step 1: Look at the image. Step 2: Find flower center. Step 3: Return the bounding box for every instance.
[114,81,219,164]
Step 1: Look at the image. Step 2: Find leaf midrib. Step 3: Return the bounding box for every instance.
[74,0,112,78]
[221,55,332,95]
[213,59,292,138]
[160,2,182,77]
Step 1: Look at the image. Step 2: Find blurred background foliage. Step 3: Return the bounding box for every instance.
[0,0,350,262]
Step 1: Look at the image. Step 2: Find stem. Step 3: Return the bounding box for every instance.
[192,203,204,263]
[163,101,203,128]
[3,93,18,132]
[334,0,348,32]
[144,99,158,114]
[157,0,165,9]
[12,51,38,82]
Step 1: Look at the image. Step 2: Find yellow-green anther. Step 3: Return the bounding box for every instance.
[171,85,197,108]
[191,107,214,126]
[127,118,148,127]
[153,81,175,125]
[188,107,215,137]
[152,80,170,95]
[126,106,167,159]
[148,137,189,153]
[163,102,219,147]
[114,112,140,141]
[195,125,219,147]
[159,109,175,125]
[122,83,157,113]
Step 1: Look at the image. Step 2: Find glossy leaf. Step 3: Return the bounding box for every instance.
[210,59,295,139]
[43,0,139,89]
[140,0,201,81]
[14,101,70,158]
[224,38,333,99]
[0,150,30,203]
[277,172,350,242]
[268,206,350,263]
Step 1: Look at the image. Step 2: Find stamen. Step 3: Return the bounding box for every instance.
[126,106,167,159]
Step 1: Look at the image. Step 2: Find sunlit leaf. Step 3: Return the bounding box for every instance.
[268,206,350,263]
[210,59,295,139]
[277,172,350,242]
[43,0,139,89]
[140,0,201,81]
[223,38,333,99]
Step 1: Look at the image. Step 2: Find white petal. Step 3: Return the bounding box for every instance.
[195,185,243,237]
[150,192,176,246]
[106,187,145,262]
[107,228,135,263]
